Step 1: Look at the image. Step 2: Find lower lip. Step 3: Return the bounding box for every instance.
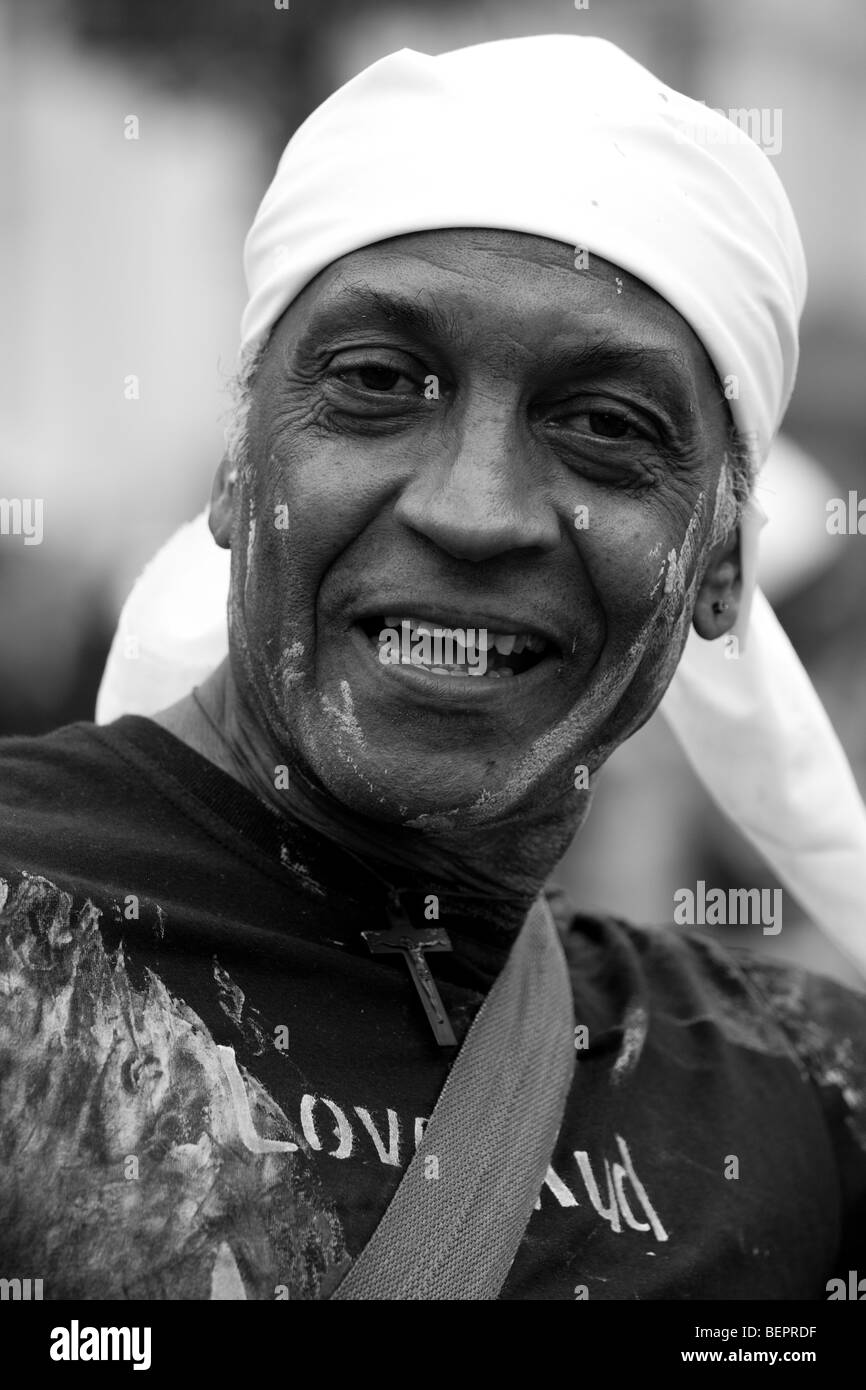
[349,624,559,703]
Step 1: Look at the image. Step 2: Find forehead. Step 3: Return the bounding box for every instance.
[273,227,720,393]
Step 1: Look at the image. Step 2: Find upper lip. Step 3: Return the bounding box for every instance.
[351,604,563,655]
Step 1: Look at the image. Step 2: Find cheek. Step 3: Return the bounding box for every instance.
[577,488,708,637]
[234,438,393,644]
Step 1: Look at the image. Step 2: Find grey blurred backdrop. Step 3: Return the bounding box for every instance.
[2,0,865,980]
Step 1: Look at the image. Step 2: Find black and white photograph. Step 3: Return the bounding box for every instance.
[1,0,865,1358]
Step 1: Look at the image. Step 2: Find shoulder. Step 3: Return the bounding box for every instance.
[547,884,866,1144]
[720,946,866,1147]
[0,719,127,821]
[0,718,159,887]
[0,722,104,845]
[0,720,117,794]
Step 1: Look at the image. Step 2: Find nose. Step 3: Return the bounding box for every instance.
[393,396,561,562]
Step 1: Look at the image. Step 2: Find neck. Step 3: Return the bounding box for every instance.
[151,662,588,927]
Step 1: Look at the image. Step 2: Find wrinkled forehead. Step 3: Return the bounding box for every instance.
[263,228,726,416]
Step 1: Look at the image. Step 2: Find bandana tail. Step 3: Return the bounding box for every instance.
[661,584,866,981]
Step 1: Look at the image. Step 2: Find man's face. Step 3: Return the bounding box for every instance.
[224,229,732,826]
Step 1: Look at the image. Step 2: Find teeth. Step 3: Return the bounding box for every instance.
[378,617,544,644]
[375,615,549,670]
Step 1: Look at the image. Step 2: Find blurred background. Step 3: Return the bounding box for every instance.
[2,0,865,981]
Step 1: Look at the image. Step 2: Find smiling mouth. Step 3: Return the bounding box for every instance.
[358,614,552,678]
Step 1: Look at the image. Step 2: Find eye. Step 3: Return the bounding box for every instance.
[330,358,421,395]
[353,365,405,392]
[583,410,637,439]
[539,398,656,444]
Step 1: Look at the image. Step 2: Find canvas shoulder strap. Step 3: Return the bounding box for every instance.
[330,892,576,1300]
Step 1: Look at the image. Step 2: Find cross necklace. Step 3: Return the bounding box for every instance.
[362,889,457,1047]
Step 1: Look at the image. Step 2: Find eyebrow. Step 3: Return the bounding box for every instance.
[295,284,467,356]
[293,283,705,420]
[540,342,702,422]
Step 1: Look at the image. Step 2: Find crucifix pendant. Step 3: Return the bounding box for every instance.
[362,897,457,1046]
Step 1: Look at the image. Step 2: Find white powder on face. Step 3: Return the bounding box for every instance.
[407,620,655,831]
[676,491,706,586]
[273,640,306,700]
[410,498,713,829]
[243,495,257,602]
[651,491,707,605]
[350,490,719,829]
[319,680,369,774]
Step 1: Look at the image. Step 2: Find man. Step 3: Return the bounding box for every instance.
[1,36,865,1301]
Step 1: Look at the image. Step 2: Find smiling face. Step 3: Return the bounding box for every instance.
[215,229,739,829]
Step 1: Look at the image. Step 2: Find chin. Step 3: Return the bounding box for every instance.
[308,749,512,828]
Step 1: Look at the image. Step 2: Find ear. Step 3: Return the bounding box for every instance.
[208,454,237,549]
[692,529,742,639]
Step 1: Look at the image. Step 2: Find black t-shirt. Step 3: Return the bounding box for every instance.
[0,716,864,1300]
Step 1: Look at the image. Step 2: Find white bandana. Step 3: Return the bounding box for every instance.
[95,37,866,976]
